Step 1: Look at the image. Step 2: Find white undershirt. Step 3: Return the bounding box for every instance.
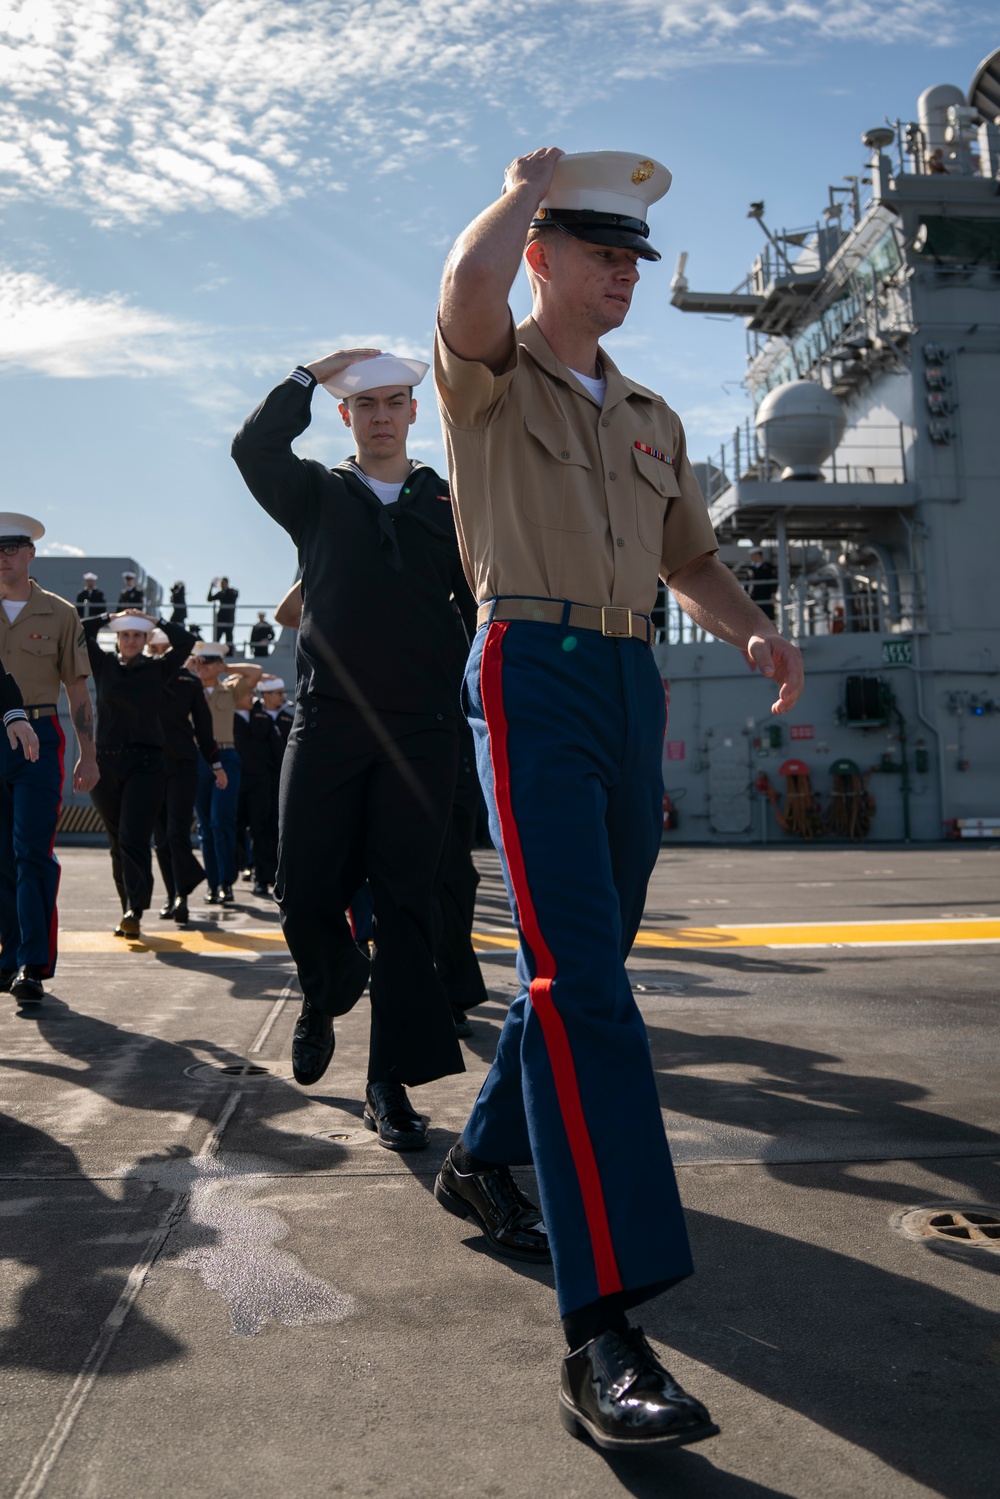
[361,475,405,506]
[569,366,607,406]
[2,600,27,623]
[235,708,250,721]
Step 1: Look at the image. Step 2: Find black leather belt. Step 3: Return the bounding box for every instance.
[476,598,652,645]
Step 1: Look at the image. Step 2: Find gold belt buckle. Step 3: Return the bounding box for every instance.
[601,606,634,638]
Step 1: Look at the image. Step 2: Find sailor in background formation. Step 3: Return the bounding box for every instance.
[118,572,144,609]
[0,513,98,1004]
[207,577,239,645]
[233,349,471,1148]
[75,572,106,620]
[145,628,226,924]
[232,675,283,899]
[188,640,263,905]
[83,609,199,938]
[433,149,804,1449]
[249,611,276,658]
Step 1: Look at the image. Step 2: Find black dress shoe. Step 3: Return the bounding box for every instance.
[159,899,176,919]
[363,1082,429,1151]
[220,885,235,905]
[451,1006,473,1039]
[291,1003,335,1086]
[434,1147,551,1262]
[251,882,269,898]
[560,1325,719,1451]
[11,966,45,1004]
[119,911,141,938]
[172,898,190,924]
[203,888,221,905]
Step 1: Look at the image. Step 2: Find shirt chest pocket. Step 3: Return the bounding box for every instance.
[520,417,597,534]
[632,447,680,555]
[20,635,58,658]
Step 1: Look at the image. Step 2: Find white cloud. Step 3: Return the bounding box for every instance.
[38,540,85,556]
[0,0,981,225]
[0,266,198,377]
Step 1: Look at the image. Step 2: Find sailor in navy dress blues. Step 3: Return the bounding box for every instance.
[84,610,198,937]
[232,351,473,1147]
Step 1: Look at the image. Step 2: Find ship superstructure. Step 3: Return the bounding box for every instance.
[659,47,1000,843]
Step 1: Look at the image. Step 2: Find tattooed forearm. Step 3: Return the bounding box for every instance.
[73,698,94,746]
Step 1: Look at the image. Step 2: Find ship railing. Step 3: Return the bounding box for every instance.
[699,420,910,502]
[657,557,925,645]
[90,601,293,659]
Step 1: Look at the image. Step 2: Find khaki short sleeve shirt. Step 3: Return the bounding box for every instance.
[433,314,718,615]
[204,677,241,745]
[0,583,90,706]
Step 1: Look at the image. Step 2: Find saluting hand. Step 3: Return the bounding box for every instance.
[502,147,565,203]
[304,348,383,385]
[6,720,39,762]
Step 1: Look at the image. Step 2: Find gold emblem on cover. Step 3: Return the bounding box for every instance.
[537,207,548,218]
[632,160,655,184]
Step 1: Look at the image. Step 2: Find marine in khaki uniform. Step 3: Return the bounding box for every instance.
[0,512,98,1003]
[432,150,804,1450]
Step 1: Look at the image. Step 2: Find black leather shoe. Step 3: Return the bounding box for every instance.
[203,888,220,905]
[251,882,269,898]
[560,1325,719,1451]
[434,1148,551,1262]
[451,1006,473,1038]
[119,910,141,938]
[291,1003,335,1086]
[363,1082,429,1151]
[172,897,190,924]
[11,966,45,1004]
[0,969,14,993]
[159,899,176,919]
[220,885,235,905]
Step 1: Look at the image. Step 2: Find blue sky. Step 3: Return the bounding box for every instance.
[1,1,995,612]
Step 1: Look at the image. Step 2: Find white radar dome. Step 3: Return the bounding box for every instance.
[755,381,846,481]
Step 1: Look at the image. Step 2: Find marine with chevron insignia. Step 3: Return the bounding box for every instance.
[232,351,474,1147]
[433,149,805,1450]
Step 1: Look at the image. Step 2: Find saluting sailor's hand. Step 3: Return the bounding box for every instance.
[502,147,565,203]
[6,720,39,762]
[304,349,383,385]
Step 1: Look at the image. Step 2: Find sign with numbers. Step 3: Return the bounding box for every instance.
[789,725,815,740]
[882,639,913,665]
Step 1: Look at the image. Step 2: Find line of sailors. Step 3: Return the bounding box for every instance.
[0,511,294,1000]
[83,619,292,936]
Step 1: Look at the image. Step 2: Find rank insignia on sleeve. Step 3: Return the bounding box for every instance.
[437,494,451,502]
[634,441,672,464]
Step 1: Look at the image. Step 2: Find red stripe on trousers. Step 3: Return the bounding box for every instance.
[480,622,622,1297]
[45,719,66,976]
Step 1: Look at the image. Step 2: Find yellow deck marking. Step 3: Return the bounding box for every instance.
[60,929,288,955]
[469,918,1000,952]
[58,917,1000,957]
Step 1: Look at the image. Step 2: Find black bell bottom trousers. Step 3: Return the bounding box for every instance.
[91,747,165,916]
[276,694,464,1086]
